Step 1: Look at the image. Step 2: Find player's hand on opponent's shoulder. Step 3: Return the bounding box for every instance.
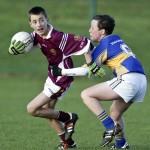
[87,62,105,78]
[8,40,25,55]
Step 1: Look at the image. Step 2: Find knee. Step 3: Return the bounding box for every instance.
[27,104,37,116]
[81,89,89,104]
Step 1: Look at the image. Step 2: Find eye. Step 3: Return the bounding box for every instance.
[32,21,36,24]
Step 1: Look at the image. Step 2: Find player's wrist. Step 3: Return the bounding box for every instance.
[86,61,93,66]
[51,65,62,76]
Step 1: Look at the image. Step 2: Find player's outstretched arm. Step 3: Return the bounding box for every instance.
[62,67,88,76]
[51,65,88,77]
[51,63,105,78]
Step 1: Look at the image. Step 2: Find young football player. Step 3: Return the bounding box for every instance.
[81,14,147,149]
[8,6,104,149]
[54,14,147,149]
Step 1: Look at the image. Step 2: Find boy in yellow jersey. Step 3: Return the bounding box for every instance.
[80,15,147,149]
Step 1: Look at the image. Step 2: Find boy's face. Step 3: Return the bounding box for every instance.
[89,20,105,42]
[29,13,49,36]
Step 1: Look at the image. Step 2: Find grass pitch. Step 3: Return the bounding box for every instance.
[0,0,150,149]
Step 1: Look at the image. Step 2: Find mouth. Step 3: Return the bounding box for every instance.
[37,28,43,32]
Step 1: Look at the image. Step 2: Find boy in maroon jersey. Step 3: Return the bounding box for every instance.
[8,6,104,149]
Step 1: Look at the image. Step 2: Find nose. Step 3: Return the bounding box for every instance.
[89,28,91,33]
[37,21,41,27]
[89,27,92,33]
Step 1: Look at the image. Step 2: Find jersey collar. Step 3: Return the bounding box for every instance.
[45,24,53,39]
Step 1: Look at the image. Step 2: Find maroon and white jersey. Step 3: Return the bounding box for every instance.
[31,24,90,88]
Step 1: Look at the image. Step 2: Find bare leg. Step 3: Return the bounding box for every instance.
[81,82,130,147]
[110,100,133,132]
[43,99,64,134]
[27,92,59,119]
[27,91,75,147]
[81,82,122,116]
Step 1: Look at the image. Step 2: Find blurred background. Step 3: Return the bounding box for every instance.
[0,0,150,149]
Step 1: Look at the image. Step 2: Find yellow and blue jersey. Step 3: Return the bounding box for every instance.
[92,35,145,77]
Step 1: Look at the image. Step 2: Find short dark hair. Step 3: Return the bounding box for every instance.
[28,6,48,21]
[93,14,115,35]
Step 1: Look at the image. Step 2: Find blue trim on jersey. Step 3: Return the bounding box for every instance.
[92,35,123,62]
[107,35,124,60]
[91,38,107,62]
[121,56,145,74]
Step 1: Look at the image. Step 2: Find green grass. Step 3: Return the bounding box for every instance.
[1,75,150,150]
[0,0,150,149]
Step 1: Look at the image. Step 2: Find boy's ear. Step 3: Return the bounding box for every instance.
[100,29,106,35]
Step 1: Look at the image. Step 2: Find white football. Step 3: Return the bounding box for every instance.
[12,31,33,53]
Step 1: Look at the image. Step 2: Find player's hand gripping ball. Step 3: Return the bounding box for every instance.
[8,31,33,55]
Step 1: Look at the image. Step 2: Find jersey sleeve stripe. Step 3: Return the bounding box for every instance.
[59,33,68,51]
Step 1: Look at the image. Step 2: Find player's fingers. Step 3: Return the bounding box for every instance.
[8,48,15,55]
[14,41,21,47]
[18,45,25,52]
[18,43,24,49]
[12,40,16,45]
[15,42,24,49]
[88,72,91,78]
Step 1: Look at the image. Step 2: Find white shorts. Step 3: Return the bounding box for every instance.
[107,73,147,103]
[43,77,71,100]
